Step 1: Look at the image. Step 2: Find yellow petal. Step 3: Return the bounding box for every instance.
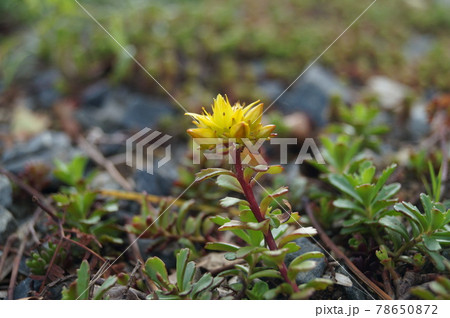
[186,128,216,139]
[244,103,263,124]
[256,124,276,138]
[230,122,250,139]
[242,100,261,114]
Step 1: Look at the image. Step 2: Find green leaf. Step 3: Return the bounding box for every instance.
[181,261,196,294]
[262,248,289,264]
[272,224,289,240]
[432,231,450,245]
[373,164,397,195]
[73,192,96,218]
[80,215,101,225]
[247,281,269,299]
[53,156,88,186]
[244,166,254,182]
[52,193,71,206]
[220,197,246,208]
[195,168,234,182]
[299,278,333,290]
[260,187,289,214]
[355,183,375,207]
[333,199,365,214]
[424,250,445,271]
[61,283,78,300]
[248,269,282,280]
[93,276,117,300]
[209,216,251,244]
[360,164,376,184]
[411,287,436,300]
[375,183,401,202]
[205,242,240,252]
[218,219,270,233]
[278,227,318,248]
[239,209,258,223]
[379,216,409,240]
[290,288,316,300]
[210,276,225,290]
[329,174,361,204]
[288,260,317,281]
[371,199,398,216]
[176,200,194,233]
[216,175,243,193]
[247,228,265,246]
[191,273,213,297]
[430,207,446,232]
[430,279,449,296]
[98,234,123,245]
[264,282,293,299]
[144,257,169,287]
[289,251,324,268]
[250,165,269,172]
[423,236,441,251]
[176,248,190,292]
[254,165,284,182]
[236,246,266,258]
[268,186,289,197]
[282,242,301,254]
[394,202,426,231]
[76,260,90,300]
[420,193,434,226]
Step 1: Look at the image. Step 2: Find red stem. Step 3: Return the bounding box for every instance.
[234,146,299,293]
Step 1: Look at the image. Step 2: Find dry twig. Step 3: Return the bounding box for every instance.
[8,239,26,299]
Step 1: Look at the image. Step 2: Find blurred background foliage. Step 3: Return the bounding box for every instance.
[1,0,450,109]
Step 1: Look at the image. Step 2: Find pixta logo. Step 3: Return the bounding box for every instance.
[126,128,172,174]
[192,137,325,165]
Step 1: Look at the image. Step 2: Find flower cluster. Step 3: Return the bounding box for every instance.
[185,94,276,143]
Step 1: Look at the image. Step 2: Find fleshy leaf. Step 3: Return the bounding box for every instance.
[278,227,317,248]
[195,168,234,182]
[216,175,244,193]
[144,257,169,287]
[205,242,240,252]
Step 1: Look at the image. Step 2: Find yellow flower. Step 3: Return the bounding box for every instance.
[185,94,276,143]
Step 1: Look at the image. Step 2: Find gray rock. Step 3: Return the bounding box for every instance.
[134,162,178,197]
[250,60,266,80]
[91,172,122,191]
[407,101,430,140]
[285,237,327,284]
[336,266,371,300]
[403,35,433,62]
[77,89,176,133]
[13,278,33,299]
[0,175,12,208]
[0,205,17,244]
[77,94,125,133]
[259,80,285,101]
[276,65,353,127]
[1,131,78,173]
[367,76,409,110]
[30,69,62,108]
[81,81,111,107]
[13,278,42,299]
[123,95,175,130]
